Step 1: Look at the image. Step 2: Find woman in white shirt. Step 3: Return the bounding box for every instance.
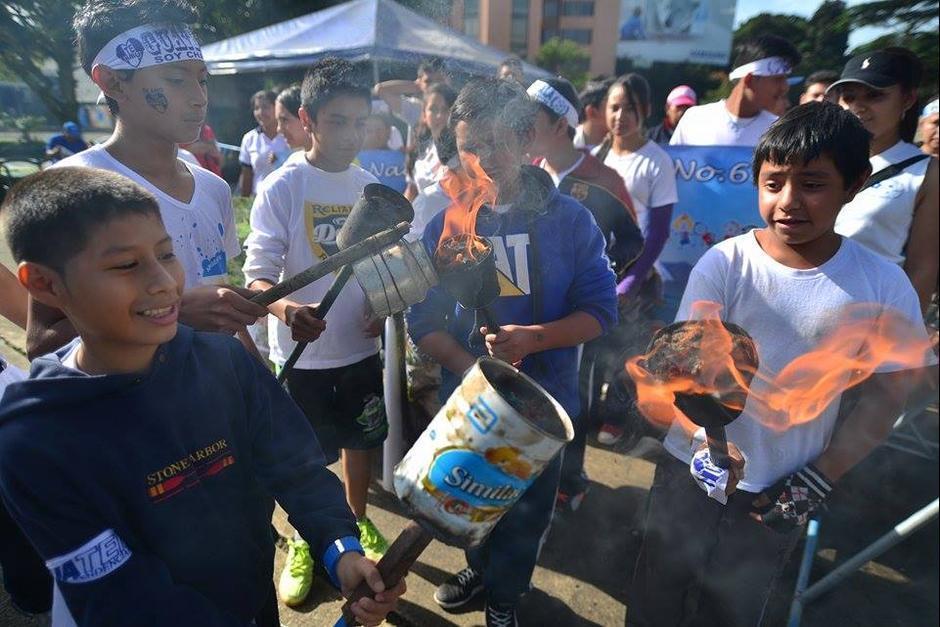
[592,73,679,445]
[238,90,290,197]
[830,48,938,313]
[405,83,457,201]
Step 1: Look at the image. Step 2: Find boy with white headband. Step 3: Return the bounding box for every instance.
[27,0,269,359]
[671,34,801,147]
[527,76,644,511]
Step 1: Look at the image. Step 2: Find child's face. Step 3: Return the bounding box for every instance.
[51,214,184,354]
[838,83,916,144]
[310,94,370,168]
[117,60,208,144]
[606,85,641,139]
[275,101,307,150]
[253,97,276,130]
[757,155,854,248]
[454,118,527,192]
[529,109,562,157]
[362,116,391,150]
[423,92,451,137]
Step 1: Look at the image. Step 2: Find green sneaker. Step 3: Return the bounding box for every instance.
[278,539,313,607]
[357,517,389,561]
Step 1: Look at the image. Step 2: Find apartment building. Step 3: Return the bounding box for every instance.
[448,0,620,77]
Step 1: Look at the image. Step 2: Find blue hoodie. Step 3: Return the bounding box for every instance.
[0,326,358,625]
[407,166,618,418]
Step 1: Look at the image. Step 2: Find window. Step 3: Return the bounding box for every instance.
[559,28,592,44]
[541,28,558,43]
[543,0,559,18]
[511,0,529,54]
[464,0,480,38]
[562,1,594,16]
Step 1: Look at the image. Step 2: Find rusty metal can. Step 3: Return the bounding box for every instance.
[394,358,573,547]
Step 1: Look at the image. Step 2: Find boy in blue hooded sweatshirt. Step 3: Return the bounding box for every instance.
[407,78,617,626]
[0,167,404,627]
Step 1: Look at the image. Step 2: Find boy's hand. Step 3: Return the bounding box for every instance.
[750,464,832,533]
[336,552,406,627]
[481,324,537,366]
[284,303,327,342]
[690,440,745,503]
[180,285,268,334]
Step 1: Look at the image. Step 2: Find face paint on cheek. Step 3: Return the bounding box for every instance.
[144,88,169,113]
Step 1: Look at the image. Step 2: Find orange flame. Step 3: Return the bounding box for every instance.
[438,152,497,254]
[626,300,936,434]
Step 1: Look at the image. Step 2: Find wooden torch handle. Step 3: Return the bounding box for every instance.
[338,520,433,626]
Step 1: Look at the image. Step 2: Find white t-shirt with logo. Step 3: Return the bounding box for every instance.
[243,151,380,369]
[670,100,778,147]
[663,231,934,492]
[239,128,290,194]
[55,145,240,288]
[594,139,678,225]
[835,141,931,265]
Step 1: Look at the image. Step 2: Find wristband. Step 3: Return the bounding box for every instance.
[323,535,365,589]
[758,464,832,532]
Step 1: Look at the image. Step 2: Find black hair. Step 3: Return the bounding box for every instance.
[882,47,923,142]
[300,57,371,122]
[500,56,522,71]
[594,73,651,159]
[276,84,302,119]
[434,126,458,166]
[731,34,802,76]
[407,82,458,176]
[448,77,538,139]
[73,0,200,115]
[2,167,161,275]
[578,77,613,117]
[533,77,580,140]
[251,90,277,109]
[753,101,872,189]
[804,70,839,89]
[418,57,446,77]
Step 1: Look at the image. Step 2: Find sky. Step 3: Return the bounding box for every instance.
[734,0,892,49]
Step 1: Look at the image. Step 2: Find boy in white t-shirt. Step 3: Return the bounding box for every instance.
[628,103,936,626]
[670,35,800,147]
[28,0,267,359]
[243,58,390,607]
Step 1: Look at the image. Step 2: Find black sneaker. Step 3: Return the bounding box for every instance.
[433,566,483,609]
[485,602,519,627]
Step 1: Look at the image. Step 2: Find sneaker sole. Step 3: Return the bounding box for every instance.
[433,583,484,610]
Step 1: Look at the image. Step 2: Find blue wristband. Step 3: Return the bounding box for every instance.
[323,536,365,588]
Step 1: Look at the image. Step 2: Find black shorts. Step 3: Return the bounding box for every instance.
[285,354,387,464]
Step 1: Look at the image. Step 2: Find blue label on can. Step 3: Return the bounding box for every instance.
[427,449,530,509]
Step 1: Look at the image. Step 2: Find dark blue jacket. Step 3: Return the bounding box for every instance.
[407,167,618,418]
[0,326,357,625]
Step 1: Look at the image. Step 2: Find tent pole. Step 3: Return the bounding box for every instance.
[372,58,380,85]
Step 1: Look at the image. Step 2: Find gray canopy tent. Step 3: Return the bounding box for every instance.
[201,0,551,82]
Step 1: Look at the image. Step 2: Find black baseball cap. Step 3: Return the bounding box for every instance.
[827,50,919,93]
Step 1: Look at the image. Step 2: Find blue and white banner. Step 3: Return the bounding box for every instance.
[356,150,407,193]
[657,145,760,319]
[618,0,737,66]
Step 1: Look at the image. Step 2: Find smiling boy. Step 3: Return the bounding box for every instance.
[27,0,268,359]
[628,102,935,627]
[0,168,403,627]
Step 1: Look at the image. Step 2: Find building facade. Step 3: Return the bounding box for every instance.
[449,0,619,77]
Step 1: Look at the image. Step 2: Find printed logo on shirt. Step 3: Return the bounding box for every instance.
[489,234,530,296]
[146,438,235,503]
[46,529,132,584]
[304,202,352,260]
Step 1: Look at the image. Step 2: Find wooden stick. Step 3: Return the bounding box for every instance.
[337,521,433,626]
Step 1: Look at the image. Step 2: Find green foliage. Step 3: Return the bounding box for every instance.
[0,112,44,143]
[846,0,938,34]
[227,196,253,287]
[0,1,82,123]
[535,37,590,89]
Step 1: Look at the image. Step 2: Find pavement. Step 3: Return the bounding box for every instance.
[0,237,937,626]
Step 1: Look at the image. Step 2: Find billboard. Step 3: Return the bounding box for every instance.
[617,0,737,66]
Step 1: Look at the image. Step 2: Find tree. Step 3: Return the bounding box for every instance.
[846,0,938,35]
[806,0,849,72]
[0,1,82,124]
[535,37,590,89]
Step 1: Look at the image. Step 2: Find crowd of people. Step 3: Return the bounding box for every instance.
[0,1,937,627]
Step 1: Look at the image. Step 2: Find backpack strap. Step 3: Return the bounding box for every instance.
[860,154,930,192]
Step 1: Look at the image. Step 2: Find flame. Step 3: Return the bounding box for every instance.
[626,300,936,434]
[437,152,497,256]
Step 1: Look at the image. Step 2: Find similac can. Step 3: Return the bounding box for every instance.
[393,357,574,547]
